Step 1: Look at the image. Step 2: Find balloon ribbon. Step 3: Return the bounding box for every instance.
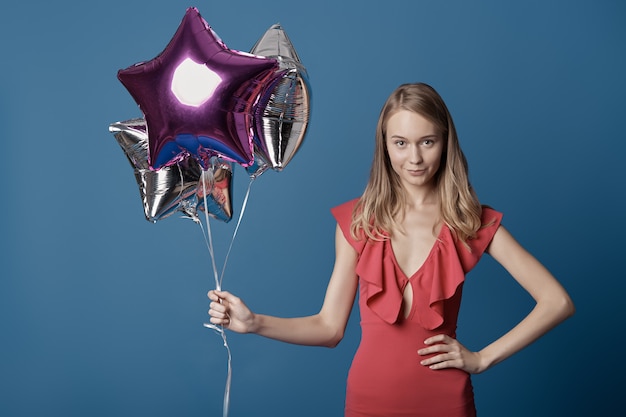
[197,172,255,417]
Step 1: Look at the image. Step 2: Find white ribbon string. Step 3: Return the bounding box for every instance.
[202,321,232,417]
[198,171,256,417]
[219,177,255,289]
[199,172,221,291]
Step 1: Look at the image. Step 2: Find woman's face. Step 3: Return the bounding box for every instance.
[385,110,444,190]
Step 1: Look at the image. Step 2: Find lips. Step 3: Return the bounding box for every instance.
[407,169,426,176]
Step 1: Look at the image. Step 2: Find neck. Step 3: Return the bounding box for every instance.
[401,183,438,207]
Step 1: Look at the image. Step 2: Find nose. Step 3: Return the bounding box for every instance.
[409,144,423,164]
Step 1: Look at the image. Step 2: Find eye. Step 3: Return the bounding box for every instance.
[422,138,436,147]
[394,139,406,147]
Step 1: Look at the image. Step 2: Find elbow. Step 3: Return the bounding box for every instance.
[315,312,348,348]
[535,291,575,328]
[323,329,345,349]
[562,294,576,320]
[551,292,576,323]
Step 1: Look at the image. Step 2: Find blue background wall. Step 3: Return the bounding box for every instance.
[1,1,624,416]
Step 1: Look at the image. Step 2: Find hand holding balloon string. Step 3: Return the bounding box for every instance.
[207,290,258,334]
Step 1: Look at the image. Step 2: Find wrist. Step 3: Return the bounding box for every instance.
[476,349,498,373]
[248,313,262,334]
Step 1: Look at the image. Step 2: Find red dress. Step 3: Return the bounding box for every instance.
[331,199,503,417]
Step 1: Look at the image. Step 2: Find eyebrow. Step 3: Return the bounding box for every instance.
[389,134,439,140]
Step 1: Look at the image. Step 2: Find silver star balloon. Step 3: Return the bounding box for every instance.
[110,119,233,223]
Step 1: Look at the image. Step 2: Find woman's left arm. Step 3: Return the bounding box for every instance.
[419,225,575,373]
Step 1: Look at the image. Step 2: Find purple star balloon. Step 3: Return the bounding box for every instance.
[117,7,279,170]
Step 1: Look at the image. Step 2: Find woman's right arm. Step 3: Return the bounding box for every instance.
[207,224,359,348]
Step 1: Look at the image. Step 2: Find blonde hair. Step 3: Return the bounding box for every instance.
[351,83,482,245]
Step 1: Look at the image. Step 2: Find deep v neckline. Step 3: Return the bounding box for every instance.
[388,224,445,280]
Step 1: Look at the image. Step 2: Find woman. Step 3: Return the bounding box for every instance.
[208,83,575,416]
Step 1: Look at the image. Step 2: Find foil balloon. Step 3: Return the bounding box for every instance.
[196,157,234,222]
[110,119,233,223]
[117,7,279,170]
[245,150,270,179]
[249,24,311,173]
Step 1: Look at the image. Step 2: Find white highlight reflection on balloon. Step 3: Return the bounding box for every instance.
[171,58,222,107]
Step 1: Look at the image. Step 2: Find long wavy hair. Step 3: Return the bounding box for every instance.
[351,83,483,245]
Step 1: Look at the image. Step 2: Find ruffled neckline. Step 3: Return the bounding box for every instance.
[331,200,502,331]
[355,224,466,329]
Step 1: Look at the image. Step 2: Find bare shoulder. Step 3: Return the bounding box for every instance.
[486,224,531,261]
[334,223,358,261]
